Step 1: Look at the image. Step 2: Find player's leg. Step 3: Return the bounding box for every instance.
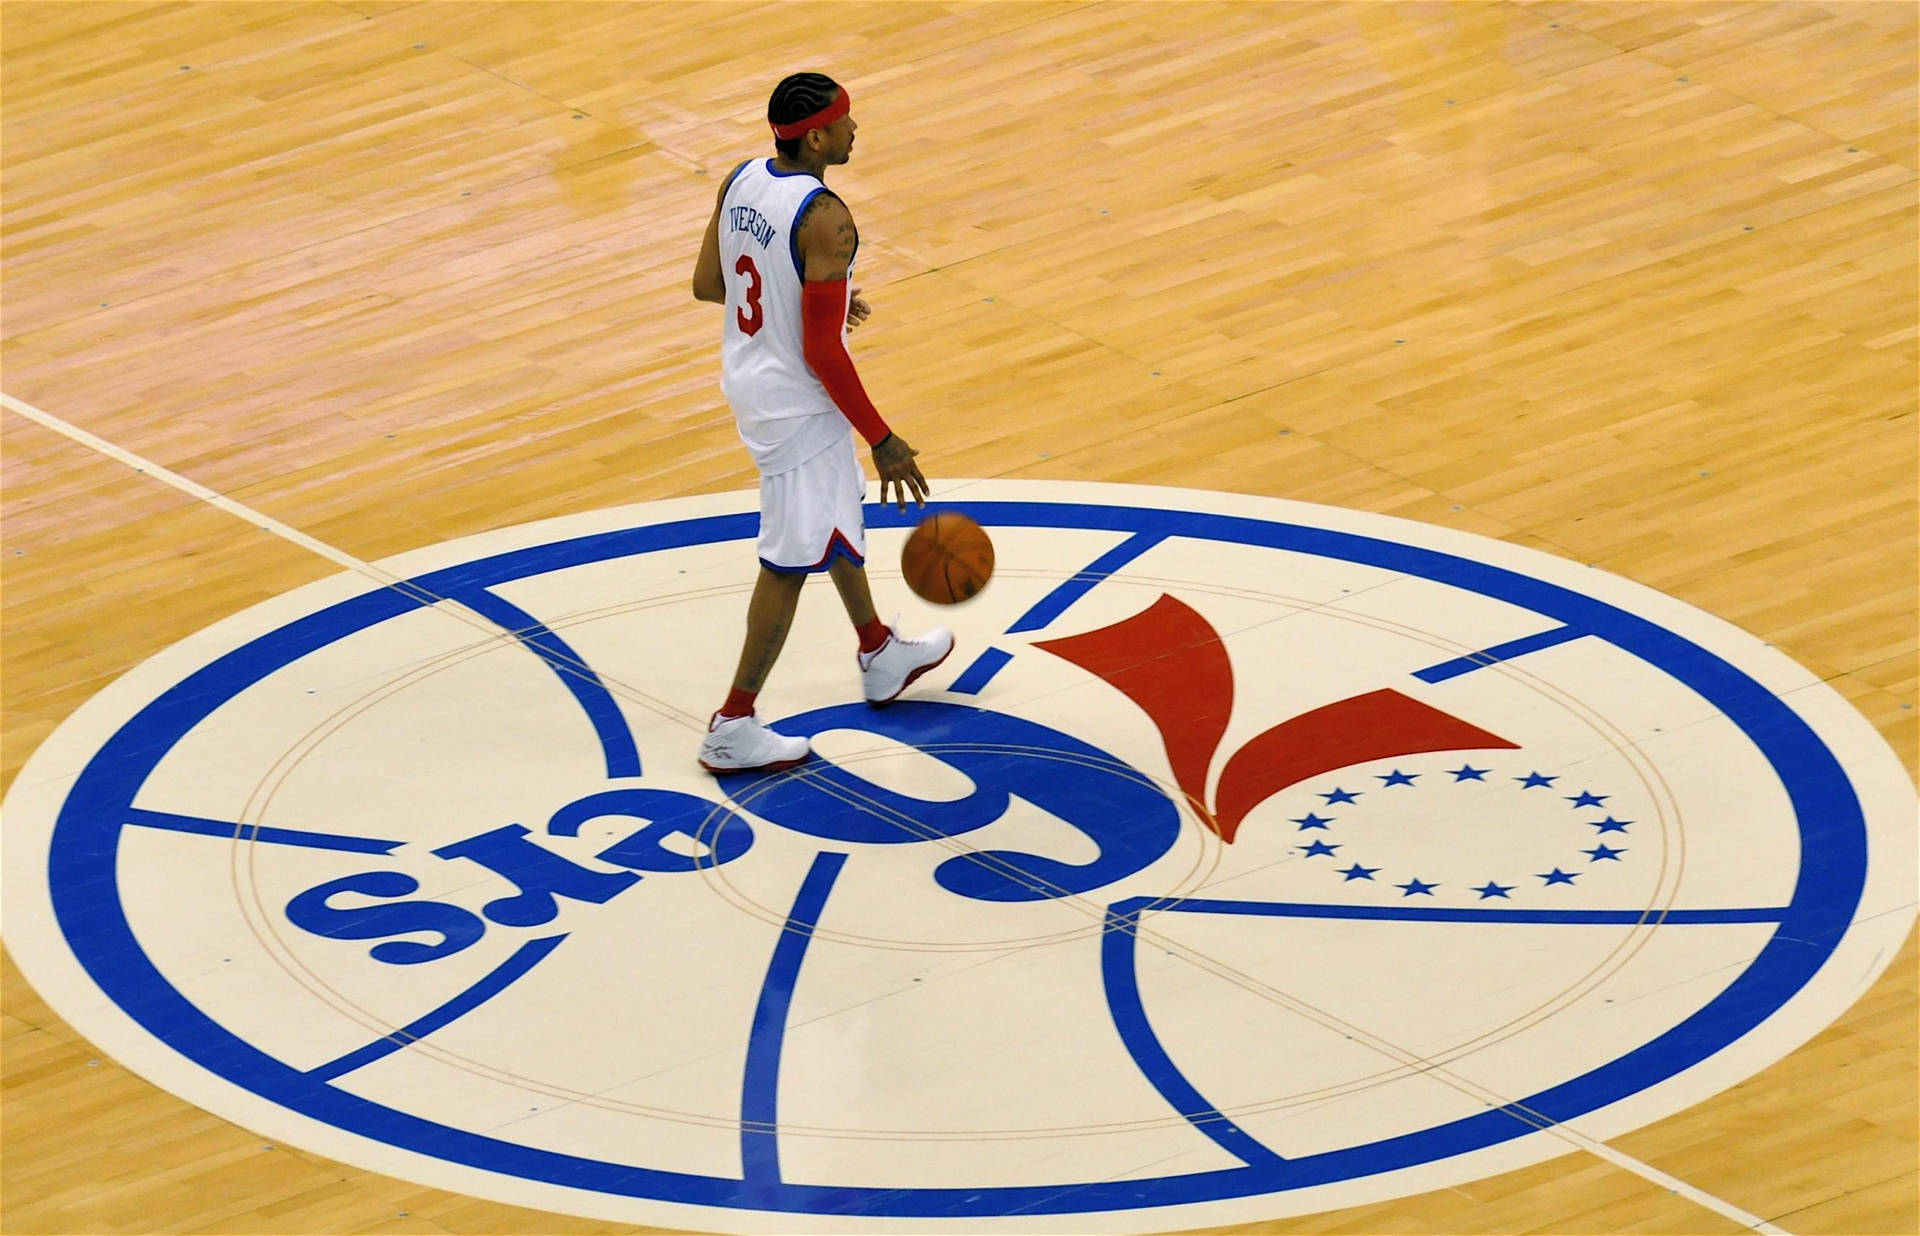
[799,440,954,702]
[732,566,808,696]
[699,451,842,774]
[807,434,888,653]
[700,567,811,773]
[827,552,882,636]
[817,507,953,706]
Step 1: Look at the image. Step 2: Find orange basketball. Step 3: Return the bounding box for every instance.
[901,511,994,605]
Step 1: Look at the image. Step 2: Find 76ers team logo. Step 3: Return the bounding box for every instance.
[4,481,1913,1234]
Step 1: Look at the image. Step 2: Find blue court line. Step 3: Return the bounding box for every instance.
[741,850,847,1184]
[308,933,567,1083]
[947,646,1014,695]
[1097,893,1786,1175]
[1101,906,1288,1169]
[1413,625,1589,683]
[124,808,400,855]
[443,586,642,779]
[1006,531,1167,634]
[1130,897,1789,926]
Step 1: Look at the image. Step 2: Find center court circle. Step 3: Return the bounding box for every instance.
[3,481,1912,1234]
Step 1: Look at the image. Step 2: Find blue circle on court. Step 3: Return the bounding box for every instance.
[46,500,1865,1217]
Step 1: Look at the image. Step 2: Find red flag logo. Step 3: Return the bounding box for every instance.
[1035,595,1519,842]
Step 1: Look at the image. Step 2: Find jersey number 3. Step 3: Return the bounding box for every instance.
[734,254,764,336]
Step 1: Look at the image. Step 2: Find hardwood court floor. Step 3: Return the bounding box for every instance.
[2,2,1914,1233]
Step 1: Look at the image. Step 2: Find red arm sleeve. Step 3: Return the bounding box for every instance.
[801,278,892,446]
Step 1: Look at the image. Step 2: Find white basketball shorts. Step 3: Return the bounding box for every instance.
[756,433,867,573]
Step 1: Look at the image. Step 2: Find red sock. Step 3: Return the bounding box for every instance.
[856,617,890,654]
[719,686,757,718]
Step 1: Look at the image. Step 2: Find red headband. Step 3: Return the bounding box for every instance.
[770,87,850,140]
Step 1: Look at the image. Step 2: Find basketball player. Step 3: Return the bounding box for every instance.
[691,72,954,774]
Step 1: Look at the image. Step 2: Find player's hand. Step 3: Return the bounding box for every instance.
[847,287,871,329]
[872,433,928,512]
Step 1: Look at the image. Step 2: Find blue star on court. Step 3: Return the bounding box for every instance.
[1299,839,1340,858]
[1538,867,1578,885]
[1590,816,1632,833]
[1291,813,1333,831]
[1472,881,1514,899]
[1566,790,1609,809]
[1516,771,1557,788]
[1338,863,1378,881]
[1378,769,1418,786]
[1449,765,1489,781]
[1397,877,1439,896]
[1584,843,1626,861]
[1321,787,1361,804]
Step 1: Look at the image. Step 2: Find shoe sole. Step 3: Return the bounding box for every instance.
[699,753,810,775]
[866,641,954,705]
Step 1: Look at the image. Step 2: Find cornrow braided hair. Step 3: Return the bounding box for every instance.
[769,71,840,158]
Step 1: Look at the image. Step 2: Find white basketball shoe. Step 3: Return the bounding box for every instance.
[859,618,956,704]
[698,712,810,774]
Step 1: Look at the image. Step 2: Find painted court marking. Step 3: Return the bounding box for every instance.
[11,387,1896,1233]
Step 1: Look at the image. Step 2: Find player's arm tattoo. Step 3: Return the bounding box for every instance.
[798,194,857,279]
[796,194,833,230]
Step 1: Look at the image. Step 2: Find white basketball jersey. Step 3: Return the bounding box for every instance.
[718,158,857,475]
